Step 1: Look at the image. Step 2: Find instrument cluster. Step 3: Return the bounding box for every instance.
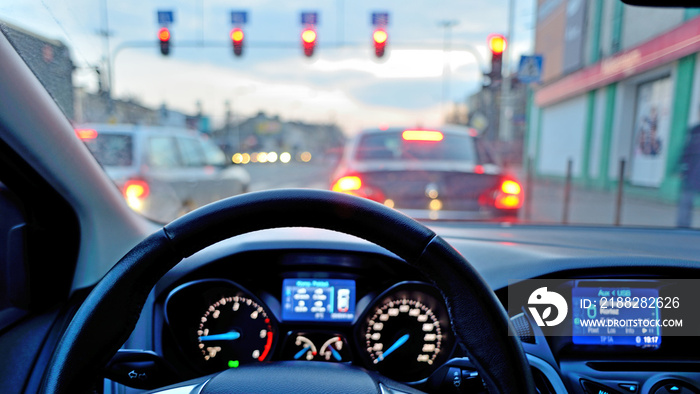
[163,277,456,383]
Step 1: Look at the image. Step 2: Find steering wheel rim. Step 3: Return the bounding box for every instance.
[41,189,535,393]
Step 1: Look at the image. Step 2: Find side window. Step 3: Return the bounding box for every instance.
[176,137,206,167]
[148,136,181,168]
[200,139,227,166]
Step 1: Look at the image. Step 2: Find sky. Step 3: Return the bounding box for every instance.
[0,0,535,136]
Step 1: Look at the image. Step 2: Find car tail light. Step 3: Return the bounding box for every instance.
[494,178,523,209]
[123,179,150,211]
[332,176,362,192]
[401,129,443,142]
[331,175,385,202]
[76,128,98,140]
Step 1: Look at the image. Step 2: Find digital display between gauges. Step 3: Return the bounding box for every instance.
[282,279,356,322]
[358,283,454,382]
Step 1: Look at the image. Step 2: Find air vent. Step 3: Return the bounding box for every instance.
[511,312,535,344]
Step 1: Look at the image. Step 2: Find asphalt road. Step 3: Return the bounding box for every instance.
[246,162,336,192]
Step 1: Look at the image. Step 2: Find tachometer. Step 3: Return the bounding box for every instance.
[358,283,454,382]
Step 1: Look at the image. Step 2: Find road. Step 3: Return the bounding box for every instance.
[246,162,335,192]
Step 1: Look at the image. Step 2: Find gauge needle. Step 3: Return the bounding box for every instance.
[330,346,342,361]
[199,330,241,342]
[378,333,410,362]
[294,346,311,360]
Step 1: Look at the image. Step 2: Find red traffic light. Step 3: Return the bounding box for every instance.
[487,34,506,55]
[158,27,171,56]
[231,28,244,42]
[231,28,244,57]
[372,28,387,58]
[158,27,170,42]
[301,28,316,57]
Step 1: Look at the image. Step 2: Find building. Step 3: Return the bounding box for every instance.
[211,111,345,160]
[526,1,700,201]
[1,21,74,120]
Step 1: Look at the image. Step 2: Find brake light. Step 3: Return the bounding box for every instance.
[474,165,484,174]
[494,178,523,210]
[123,179,150,211]
[76,129,98,140]
[124,180,149,199]
[331,175,385,202]
[402,130,443,142]
[501,180,521,195]
[332,176,362,192]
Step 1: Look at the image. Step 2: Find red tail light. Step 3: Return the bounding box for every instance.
[76,129,98,140]
[124,179,149,199]
[332,176,362,192]
[123,179,150,211]
[331,175,385,202]
[494,178,523,209]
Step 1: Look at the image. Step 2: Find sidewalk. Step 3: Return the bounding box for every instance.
[521,177,700,228]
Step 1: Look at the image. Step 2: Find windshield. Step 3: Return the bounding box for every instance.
[2,1,700,227]
[355,132,477,162]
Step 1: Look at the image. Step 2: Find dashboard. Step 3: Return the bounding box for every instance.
[155,249,461,388]
[109,226,700,394]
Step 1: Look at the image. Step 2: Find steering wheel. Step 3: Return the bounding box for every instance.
[41,189,535,393]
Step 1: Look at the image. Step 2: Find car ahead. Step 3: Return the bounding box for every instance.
[331,126,523,220]
[76,124,250,223]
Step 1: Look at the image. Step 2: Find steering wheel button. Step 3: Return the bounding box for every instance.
[448,367,461,387]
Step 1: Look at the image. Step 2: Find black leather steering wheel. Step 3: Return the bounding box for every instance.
[41,189,535,393]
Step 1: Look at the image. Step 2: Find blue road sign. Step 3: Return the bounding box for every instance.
[301,12,318,25]
[518,55,544,83]
[372,12,389,27]
[157,10,174,26]
[231,11,247,25]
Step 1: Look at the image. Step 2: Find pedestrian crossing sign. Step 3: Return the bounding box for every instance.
[518,55,543,83]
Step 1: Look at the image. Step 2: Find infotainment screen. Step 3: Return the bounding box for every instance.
[282,279,356,322]
[572,286,661,347]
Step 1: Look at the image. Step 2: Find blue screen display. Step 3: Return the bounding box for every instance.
[282,279,356,322]
[572,286,661,347]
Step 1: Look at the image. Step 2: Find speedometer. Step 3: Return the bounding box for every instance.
[358,283,454,382]
[197,295,274,369]
[164,279,277,374]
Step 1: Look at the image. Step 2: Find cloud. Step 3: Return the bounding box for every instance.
[3,0,534,135]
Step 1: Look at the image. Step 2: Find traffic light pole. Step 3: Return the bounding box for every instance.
[498,0,516,143]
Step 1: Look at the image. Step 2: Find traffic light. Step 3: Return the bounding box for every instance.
[487,34,506,81]
[372,28,387,58]
[158,27,171,56]
[301,27,316,57]
[231,28,244,57]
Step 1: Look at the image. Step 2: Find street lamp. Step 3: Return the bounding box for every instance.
[438,20,459,121]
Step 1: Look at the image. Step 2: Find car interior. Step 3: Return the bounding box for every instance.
[2,1,700,394]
